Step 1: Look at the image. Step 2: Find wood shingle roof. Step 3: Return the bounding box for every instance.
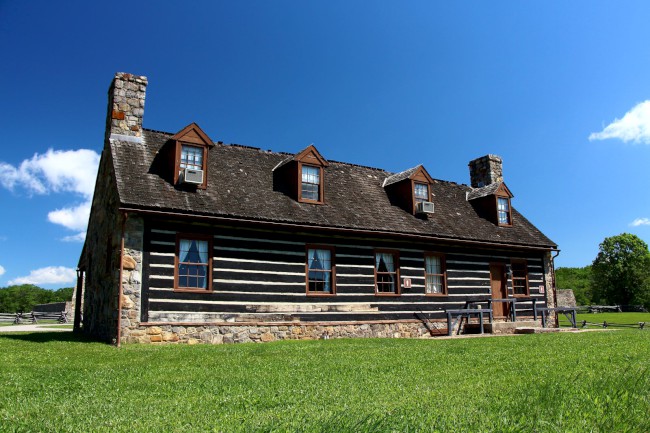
[110,129,556,249]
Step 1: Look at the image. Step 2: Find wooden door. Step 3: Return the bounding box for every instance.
[490,264,508,318]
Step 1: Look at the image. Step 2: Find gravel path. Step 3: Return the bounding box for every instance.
[0,324,72,333]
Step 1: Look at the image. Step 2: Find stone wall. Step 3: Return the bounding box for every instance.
[119,217,144,340]
[81,149,123,343]
[543,251,558,324]
[468,154,503,188]
[557,289,577,307]
[121,321,439,345]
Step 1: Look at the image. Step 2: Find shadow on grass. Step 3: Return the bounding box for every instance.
[0,331,105,344]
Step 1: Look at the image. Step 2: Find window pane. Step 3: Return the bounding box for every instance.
[308,249,331,270]
[425,255,440,274]
[377,274,396,292]
[498,197,511,224]
[426,275,442,293]
[180,240,208,263]
[512,264,526,279]
[180,145,203,170]
[376,253,394,273]
[178,238,209,290]
[511,262,527,295]
[376,252,397,293]
[302,166,320,183]
[307,249,332,293]
[414,183,429,203]
[301,166,320,201]
[301,183,319,201]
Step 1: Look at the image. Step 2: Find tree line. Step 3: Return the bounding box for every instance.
[556,233,650,308]
[0,285,73,313]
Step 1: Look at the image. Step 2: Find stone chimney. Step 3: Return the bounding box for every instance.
[105,72,148,141]
[468,154,503,188]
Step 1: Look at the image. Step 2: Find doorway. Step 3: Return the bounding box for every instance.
[490,264,509,318]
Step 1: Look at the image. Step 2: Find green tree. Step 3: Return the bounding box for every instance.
[555,266,593,305]
[591,233,650,308]
[52,287,74,302]
[0,285,74,313]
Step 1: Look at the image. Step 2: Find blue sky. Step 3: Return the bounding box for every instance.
[1,1,650,288]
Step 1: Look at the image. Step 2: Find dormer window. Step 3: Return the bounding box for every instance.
[467,181,514,227]
[383,165,434,215]
[301,165,321,202]
[170,123,214,190]
[497,196,511,225]
[273,144,328,205]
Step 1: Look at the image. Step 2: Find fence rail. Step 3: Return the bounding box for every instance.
[580,320,646,330]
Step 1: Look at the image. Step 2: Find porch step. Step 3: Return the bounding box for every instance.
[483,321,541,335]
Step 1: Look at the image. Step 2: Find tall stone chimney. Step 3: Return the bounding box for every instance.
[468,154,503,188]
[105,72,148,141]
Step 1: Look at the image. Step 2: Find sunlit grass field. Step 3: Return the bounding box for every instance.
[558,311,650,328]
[1,330,648,432]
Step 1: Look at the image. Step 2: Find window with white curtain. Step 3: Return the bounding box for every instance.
[375,251,399,294]
[424,254,446,295]
[307,247,334,294]
[176,236,211,291]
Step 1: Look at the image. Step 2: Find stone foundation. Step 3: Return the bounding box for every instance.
[121,321,441,345]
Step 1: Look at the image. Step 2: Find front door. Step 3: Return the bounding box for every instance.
[490,264,509,318]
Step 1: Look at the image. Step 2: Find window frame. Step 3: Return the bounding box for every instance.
[510,259,529,297]
[496,195,512,227]
[174,142,208,189]
[305,245,336,296]
[374,249,401,296]
[298,162,324,204]
[174,233,213,293]
[424,253,447,296]
[413,181,431,205]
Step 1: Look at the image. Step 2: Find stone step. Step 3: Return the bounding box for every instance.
[482,320,543,335]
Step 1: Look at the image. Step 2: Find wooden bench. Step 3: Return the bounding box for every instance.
[538,307,578,328]
[446,308,493,336]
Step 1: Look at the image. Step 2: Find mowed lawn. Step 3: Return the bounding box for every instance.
[0,330,649,432]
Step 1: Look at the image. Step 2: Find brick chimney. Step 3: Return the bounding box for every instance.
[468,154,503,188]
[105,72,147,141]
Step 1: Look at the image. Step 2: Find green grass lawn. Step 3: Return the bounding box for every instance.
[558,311,650,328]
[0,331,648,432]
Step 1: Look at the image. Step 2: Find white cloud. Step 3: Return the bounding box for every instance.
[589,101,650,144]
[0,149,99,196]
[61,232,87,243]
[8,266,76,286]
[48,201,91,232]
[0,265,5,276]
[630,218,650,227]
[0,149,99,238]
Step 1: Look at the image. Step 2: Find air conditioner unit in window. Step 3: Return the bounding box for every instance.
[416,201,435,214]
[181,168,204,185]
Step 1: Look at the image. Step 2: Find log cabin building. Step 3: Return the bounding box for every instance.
[75,72,558,344]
